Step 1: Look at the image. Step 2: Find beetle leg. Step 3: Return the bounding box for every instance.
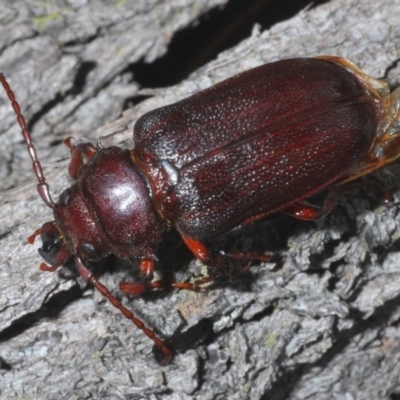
[182,236,270,283]
[64,138,96,179]
[120,257,211,295]
[223,251,272,263]
[240,188,340,225]
[181,236,211,264]
[281,187,344,221]
[119,258,155,296]
[120,276,212,295]
[139,258,155,281]
[281,201,324,220]
[282,179,392,222]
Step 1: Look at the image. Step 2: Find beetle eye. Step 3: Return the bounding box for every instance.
[81,242,101,261]
[59,188,71,206]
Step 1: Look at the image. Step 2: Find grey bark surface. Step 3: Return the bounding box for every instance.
[1,0,400,399]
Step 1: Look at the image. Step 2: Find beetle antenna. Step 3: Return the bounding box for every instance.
[0,73,55,209]
[75,256,172,364]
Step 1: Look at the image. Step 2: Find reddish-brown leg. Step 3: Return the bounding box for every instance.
[181,236,211,264]
[282,181,393,222]
[281,201,323,220]
[281,188,343,221]
[75,256,171,365]
[182,236,270,283]
[139,258,155,280]
[223,251,272,263]
[64,138,96,179]
[120,257,211,295]
[120,259,155,296]
[120,276,213,294]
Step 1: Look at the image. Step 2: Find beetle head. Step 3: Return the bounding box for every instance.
[29,183,112,268]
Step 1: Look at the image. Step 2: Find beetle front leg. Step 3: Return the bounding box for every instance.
[119,258,155,296]
[120,258,212,295]
[64,138,96,179]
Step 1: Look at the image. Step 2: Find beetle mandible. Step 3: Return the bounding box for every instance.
[1,56,400,364]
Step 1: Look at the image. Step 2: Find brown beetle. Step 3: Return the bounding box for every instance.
[1,56,400,364]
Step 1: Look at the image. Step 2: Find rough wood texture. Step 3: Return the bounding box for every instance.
[1,0,400,399]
